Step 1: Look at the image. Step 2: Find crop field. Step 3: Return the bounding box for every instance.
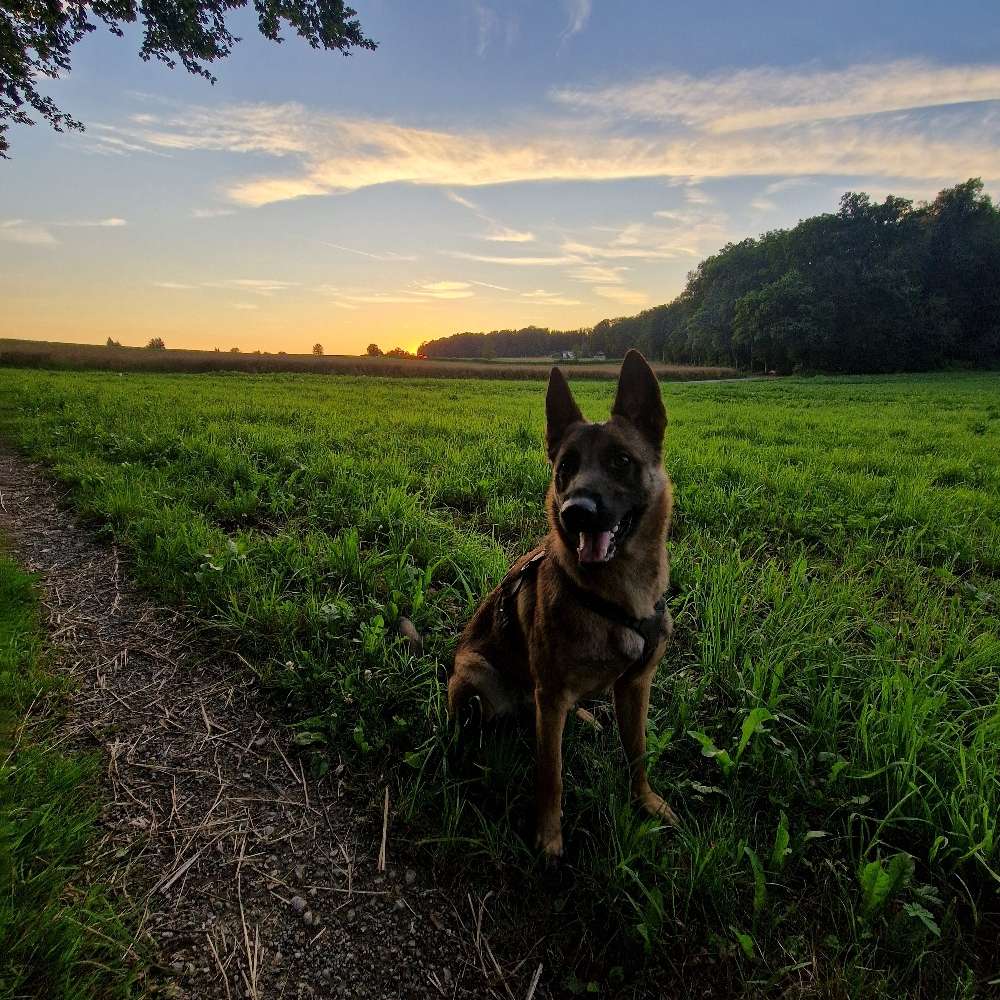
[0,338,737,382]
[0,368,998,997]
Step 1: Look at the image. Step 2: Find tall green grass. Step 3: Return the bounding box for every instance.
[0,368,997,996]
[0,555,145,999]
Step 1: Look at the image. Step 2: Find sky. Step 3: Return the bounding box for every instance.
[3,0,1000,355]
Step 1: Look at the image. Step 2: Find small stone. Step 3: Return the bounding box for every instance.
[394,898,406,911]
[404,868,417,886]
[303,910,314,926]
[294,864,306,882]
[346,908,356,922]
[290,895,307,914]
[308,887,318,897]
[398,617,423,653]
[170,961,185,975]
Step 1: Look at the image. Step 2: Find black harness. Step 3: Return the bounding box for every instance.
[497,547,669,675]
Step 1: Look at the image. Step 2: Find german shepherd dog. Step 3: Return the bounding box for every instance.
[448,350,676,860]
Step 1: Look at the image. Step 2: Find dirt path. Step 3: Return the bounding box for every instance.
[0,449,539,1000]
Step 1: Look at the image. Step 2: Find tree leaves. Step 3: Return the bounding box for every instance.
[0,0,375,155]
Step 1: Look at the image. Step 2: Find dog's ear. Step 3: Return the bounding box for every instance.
[611,349,666,451]
[546,367,583,461]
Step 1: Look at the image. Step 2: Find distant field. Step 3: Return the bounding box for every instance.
[0,339,737,381]
[0,367,997,997]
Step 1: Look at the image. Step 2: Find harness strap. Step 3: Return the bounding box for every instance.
[496,547,668,672]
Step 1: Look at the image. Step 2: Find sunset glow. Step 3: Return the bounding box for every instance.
[3,1,999,355]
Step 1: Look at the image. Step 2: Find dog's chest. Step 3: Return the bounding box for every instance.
[613,625,645,662]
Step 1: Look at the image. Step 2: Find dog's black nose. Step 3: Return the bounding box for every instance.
[559,495,598,534]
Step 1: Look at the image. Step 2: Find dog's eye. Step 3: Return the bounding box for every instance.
[556,454,577,486]
[611,452,632,472]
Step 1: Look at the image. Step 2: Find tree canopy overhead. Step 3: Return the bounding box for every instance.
[0,0,375,156]
[420,180,1000,375]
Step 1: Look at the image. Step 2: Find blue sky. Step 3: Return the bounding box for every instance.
[3,0,1000,353]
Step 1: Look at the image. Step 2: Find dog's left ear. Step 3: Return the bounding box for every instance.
[611,349,667,451]
[546,366,584,461]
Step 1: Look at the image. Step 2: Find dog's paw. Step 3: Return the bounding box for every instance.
[535,826,564,863]
[639,790,679,827]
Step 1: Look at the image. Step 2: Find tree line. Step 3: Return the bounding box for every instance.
[419,180,1000,373]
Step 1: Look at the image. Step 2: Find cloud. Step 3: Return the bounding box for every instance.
[522,289,582,306]
[764,177,816,195]
[0,220,59,245]
[205,278,298,295]
[92,61,1000,209]
[156,278,297,295]
[468,279,512,292]
[449,251,575,266]
[485,226,536,243]
[320,241,417,261]
[561,0,592,40]
[471,3,517,56]
[233,303,259,310]
[551,59,1000,131]
[749,197,777,212]
[412,280,475,299]
[192,207,237,218]
[594,286,649,306]
[561,238,679,260]
[566,263,628,284]
[55,217,127,228]
[446,190,535,243]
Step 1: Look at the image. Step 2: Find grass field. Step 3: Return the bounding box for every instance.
[0,554,144,999]
[0,367,997,997]
[0,338,737,382]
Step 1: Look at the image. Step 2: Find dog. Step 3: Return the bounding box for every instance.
[448,349,677,861]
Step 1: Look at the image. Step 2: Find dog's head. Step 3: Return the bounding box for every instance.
[545,350,668,566]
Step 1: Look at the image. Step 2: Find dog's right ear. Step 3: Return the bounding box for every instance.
[546,367,583,461]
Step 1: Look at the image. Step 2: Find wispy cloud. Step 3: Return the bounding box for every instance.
[471,2,517,56]
[205,278,298,295]
[468,278,513,292]
[192,207,237,218]
[0,220,59,245]
[449,251,575,266]
[566,263,628,285]
[320,241,417,261]
[446,190,536,242]
[522,289,582,306]
[412,280,475,299]
[594,285,648,306]
[156,278,297,295]
[560,0,592,41]
[55,217,127,228]
[90,61,1000,211]
[552,59,1000,131]
[233,303,258,310]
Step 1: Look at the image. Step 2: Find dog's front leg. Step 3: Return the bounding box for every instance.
[614,666,679,826]
[534,687,569,861]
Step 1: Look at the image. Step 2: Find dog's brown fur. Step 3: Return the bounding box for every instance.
[448,350,677,860]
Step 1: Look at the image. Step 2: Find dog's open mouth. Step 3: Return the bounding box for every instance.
[576,512,633,564]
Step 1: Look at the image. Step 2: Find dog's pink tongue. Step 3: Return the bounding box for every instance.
[577,530,613,564]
